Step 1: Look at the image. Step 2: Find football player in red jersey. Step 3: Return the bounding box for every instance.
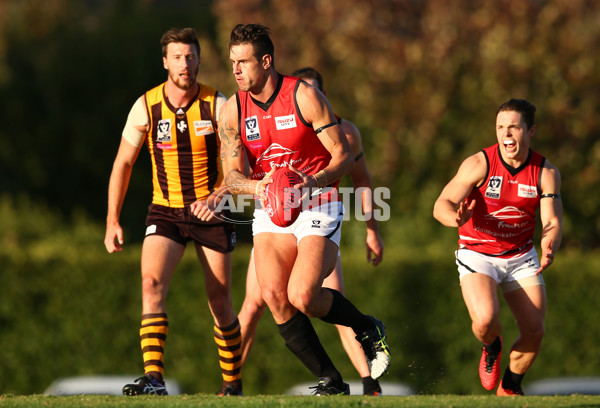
[236,67,385,396]
[433,99,562,396]
[219,24,390,395]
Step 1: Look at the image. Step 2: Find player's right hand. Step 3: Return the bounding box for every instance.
[104,223,124,253]
[255,166,276,205]
[455,199,476,227]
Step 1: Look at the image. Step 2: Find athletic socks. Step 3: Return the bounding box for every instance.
[483,336,502,356]
[319,288,373,334]
[214,318,243,385]
[502,367,525,390]
[277,311,342,385]
[139,313,169,380]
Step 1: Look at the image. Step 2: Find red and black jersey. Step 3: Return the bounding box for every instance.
[458,144,546,257]
[236,74,339,203]
[237,75,332,180]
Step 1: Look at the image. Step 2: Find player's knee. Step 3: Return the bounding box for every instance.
[522,323,545,344]
[472,318,497,339]
[288,288,317,316]
[261,287,287,310]
[141,276,164,296]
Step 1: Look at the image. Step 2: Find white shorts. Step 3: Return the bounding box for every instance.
[252,201,343,247]
[455,247,545,293]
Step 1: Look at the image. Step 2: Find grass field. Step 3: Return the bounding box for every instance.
[1,394,600,408]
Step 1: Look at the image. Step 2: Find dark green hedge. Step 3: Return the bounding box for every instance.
[2,196,599,395]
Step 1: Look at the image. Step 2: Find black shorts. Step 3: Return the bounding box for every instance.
[145,204,236,253]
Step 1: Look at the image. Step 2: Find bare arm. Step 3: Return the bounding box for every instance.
[104,137,143,253]
[433,152,487,227]
[536,160,562,274]
[342,119,383,266]
[294,82,354,188]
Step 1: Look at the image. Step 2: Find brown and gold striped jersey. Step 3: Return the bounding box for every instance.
[144,82,221,208]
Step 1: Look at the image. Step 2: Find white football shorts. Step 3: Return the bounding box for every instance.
[455,246,545,293]
[253,201,344,247]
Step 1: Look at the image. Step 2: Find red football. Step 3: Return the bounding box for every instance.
[264,168,303,227]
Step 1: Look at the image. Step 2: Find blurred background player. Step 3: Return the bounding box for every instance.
[433,98,562,396]
[237,67,385,395]
[104,27,242,396]
[219,24,390,395]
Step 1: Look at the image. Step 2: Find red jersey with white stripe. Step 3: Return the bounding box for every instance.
[236,74,338,202]
[458,144,546,257]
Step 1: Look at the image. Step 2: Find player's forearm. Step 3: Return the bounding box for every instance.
[315,149,353,188]
[541,217,562,251]
[433,199,460,227]
[106,164,133,225]
[225,169,256,195]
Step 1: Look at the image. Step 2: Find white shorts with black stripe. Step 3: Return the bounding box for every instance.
[455,246,545,293]
[252,201,343,247]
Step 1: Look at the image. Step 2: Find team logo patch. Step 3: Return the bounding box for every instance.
[177,120,187,133]
[245,115,261,141]
[156,119,172,142]
[275,114,297,130]
[518,184,538,198]
[485,176,503,199]
[194,120,214,136]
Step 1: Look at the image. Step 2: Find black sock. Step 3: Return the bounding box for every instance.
[483,336,502,356]
[277,311,342,384]
[362,376,381,395]
[502,367,525,389]
[319,288,373,334]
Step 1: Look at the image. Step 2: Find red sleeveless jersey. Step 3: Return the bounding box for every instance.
[237,75,338,202]
[458,144,546,257]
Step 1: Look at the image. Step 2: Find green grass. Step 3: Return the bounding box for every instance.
[1,395,600,408]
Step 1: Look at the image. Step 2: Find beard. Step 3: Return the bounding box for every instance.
[170,66,199,90]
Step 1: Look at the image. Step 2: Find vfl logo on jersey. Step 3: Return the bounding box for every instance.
[194,120,214,136]
[485,176,503,199]
[156,119,172,142]
[245,115,261,141]
[275,114,297,130]
[311,220,322,228]
[518,184,538,198]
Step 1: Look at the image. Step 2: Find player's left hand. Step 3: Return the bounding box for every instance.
[366,231,384,266]
[536,239,554,275]
[190,200,215,222]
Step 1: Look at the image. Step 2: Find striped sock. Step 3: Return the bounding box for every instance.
[214,318,242,384]
[139,313,169,379]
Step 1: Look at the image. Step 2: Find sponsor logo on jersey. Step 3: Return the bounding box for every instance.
[245,115,261,141]
[256,143,298,163]
[156,119,172,142]
[275,114,297,130]
[485,176,502,199]
[483,206,528,221]
[194,120,214,136]
[518,184,538,198]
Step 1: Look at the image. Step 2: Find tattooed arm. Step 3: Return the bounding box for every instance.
[218,96,273,198]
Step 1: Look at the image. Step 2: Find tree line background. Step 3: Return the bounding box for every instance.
[1,0,599,396]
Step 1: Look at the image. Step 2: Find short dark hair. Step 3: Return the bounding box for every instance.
[160,27,200,57]
[229,24,274,63]
[496,98,536,129]
[291,67,323,92]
